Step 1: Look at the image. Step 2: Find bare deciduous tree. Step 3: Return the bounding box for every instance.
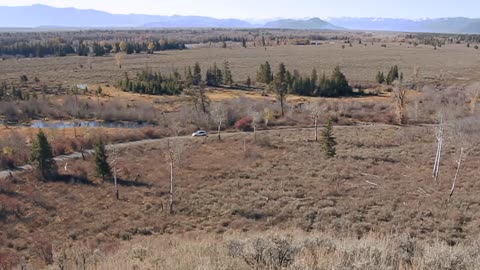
[166,139,185,214]
[393,82,407,125]
[306,102,322,142]
[115,53,124,69]
[185,85,210,115]
[198,84,210,114]
[111,147,120,200]
[448,127,471,201]
[211,103,227,141]
[466,83,480,115]
[433,113,445,182]
[250,110,262,141]
[413,65,421,90]
[449,147,465,200]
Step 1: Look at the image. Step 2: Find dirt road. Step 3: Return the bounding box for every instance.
[0,124,399,179]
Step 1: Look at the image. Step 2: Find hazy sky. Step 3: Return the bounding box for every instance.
[2,0,479,19]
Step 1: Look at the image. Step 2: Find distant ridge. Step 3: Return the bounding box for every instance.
[265,18,344,30]
[327,17,480,33]
[143,16,252,28]
[0,4,254,28]
[0,4,479,33]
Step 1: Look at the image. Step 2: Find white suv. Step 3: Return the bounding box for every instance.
[192,130,208,137]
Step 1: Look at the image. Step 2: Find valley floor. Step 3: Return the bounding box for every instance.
[2,124,480,268]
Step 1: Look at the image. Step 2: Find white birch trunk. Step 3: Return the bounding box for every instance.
[169,160,174,214]
[449,148,465,200]
[217,122,222,141]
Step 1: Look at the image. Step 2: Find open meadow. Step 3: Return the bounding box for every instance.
[1,42,480,87]
[2,123,480,269]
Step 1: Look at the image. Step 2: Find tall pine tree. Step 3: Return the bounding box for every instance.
[93,139,111,181]
[193,62,202,85]
[31,130,56,180]
[274,63,288,117]
[223,61,233,87]
[321,118,337,158]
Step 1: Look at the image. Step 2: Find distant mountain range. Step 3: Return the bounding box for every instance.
[265,18,343,30]
[327,17,480,33]
[1,4,480,34]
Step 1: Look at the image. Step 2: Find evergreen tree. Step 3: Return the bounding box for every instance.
[184,66,194,87]
[311,68,318,89]
[264,61,273,84]
[223,61,233,87]
[20,75,28,84]
[318,72,328,93]
[386,65,399,85]
[330,65,352,96]
[93,139,111,181]
[376,71,385,84]
[193,62,202,85]
[256,63,266,83]
[215,64,223,85]
[256,61,273,84]
[321,118,337,158]
[206,62,223,86]
[317,66,352,97]
[286,70,294,91]
[276,63,287,84]
[274,63,288,117]
[30,130,56,179]
[246,76,252,87]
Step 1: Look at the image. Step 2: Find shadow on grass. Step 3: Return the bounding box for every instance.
[52,174,98,186]
[116,178,151,188]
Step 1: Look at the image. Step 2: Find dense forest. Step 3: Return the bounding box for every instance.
[256,61,353,97]
[118,70,184,95]
[0,39,186,58]
[1,28,479,58]
[119,62,355,98]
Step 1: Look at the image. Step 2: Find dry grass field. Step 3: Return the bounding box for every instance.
[1,43,480,88]
[70,231,480,270]
[2,123,480,268]
[1,29,480,269]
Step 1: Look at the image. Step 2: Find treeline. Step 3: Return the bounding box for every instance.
[0,76,51,101]
[78,40,186,57]
[0,41,75,58]
[0,81,27,101]
[0,75,83,102]
[408,33,480,45]
[205,62,233,87]
[0,29,331,49]
[118,61,235,96]
[118,70,183,96]
[257,61,353,97]
[119,61,354,98]
[0,39,186,58]
[375,65,403,85]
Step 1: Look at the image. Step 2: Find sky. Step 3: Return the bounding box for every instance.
[1,0,479,19]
